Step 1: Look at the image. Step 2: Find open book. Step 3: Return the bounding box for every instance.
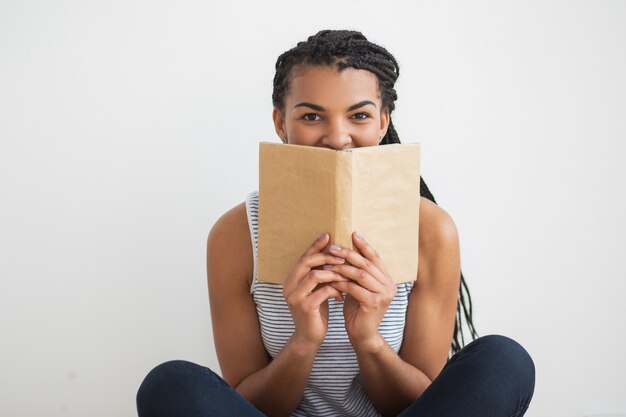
[257,141,420,284]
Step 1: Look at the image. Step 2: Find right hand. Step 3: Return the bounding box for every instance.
[283,233,348,350]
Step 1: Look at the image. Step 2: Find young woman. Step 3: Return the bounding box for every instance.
[137,30,536,417]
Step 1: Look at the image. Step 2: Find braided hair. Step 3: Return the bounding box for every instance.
[272,29,479,358]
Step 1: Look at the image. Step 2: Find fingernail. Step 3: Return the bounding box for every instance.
[318,233,328,240]
[355,232,362,240]
[333,256,344,262]
[323,264,334,269]
[330,245,341,252]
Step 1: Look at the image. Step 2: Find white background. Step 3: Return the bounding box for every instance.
[1,1,625,416]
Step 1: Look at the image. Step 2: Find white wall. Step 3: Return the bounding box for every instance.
[1,1,625,416]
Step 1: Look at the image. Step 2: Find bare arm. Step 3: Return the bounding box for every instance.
[328,197,461,416]
[207,204,346,417]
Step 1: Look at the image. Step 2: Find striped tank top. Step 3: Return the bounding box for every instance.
[245,191,415,417]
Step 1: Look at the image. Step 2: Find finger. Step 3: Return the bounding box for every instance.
[290,236,345,278]
[299,252,346,271]
[323,264,383,293]
[328,243,387,285]
[306,283,344,306]
[303,232,330,256]
[352,231,391,276]
[284,252,346,296]
[294,270,350,298]
[329,281,373,305]
[286,233,332,287]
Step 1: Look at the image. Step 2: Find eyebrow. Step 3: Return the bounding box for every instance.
[293,100,377,112]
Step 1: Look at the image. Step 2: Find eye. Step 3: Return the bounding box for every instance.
[352,112,371,120]
[302,113,321,121]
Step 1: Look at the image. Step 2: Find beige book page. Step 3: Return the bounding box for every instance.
[258,143,335,284]
[352,143,420,283]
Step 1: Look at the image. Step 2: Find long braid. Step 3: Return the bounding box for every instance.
[273,30,479,357]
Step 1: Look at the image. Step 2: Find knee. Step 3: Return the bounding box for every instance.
[136,360,218,416]
[138,360,200,391]
[137,360,190,406]
[474,334,536,391]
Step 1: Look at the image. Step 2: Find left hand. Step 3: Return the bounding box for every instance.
[326,232,397,349]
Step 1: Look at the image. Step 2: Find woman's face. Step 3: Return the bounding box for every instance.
[272,66,390,149]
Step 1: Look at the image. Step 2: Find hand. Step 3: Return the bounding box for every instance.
[283,233,349,350]
[326,232,397,349]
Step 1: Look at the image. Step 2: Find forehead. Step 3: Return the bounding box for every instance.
[286,66,380,106]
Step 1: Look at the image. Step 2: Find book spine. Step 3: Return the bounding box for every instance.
[334,151,353,250]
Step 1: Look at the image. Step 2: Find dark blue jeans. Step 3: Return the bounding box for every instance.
[137,334,535,417]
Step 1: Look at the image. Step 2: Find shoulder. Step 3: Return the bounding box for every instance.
[207,201,254,289]
[417,196,461,288]
[419,196,459,251]
[208,201,249,240]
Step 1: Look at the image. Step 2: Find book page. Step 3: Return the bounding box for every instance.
[352,143,420,283]
[258,143,335,284]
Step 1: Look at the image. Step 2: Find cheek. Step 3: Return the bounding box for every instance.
[287,123,319,144]
[357,123,383,143]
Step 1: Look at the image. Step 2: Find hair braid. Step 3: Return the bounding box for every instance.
[273,30,479,358]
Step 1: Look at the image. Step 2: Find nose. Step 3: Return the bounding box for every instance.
[321,119,352,150]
